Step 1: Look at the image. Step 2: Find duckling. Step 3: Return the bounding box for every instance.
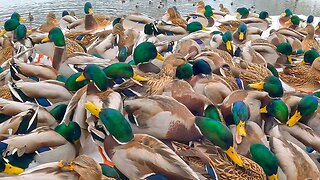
[302,24,320,52]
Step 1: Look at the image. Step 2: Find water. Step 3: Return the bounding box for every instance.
[0,0,320,27]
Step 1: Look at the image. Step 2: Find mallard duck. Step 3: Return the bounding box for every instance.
[0,122,80,173]
[248,76,284,98]
[172,141,266,179]
[0,38,14,67]
[162,7,187,28]
[302,24,320,52]
[275,42,294,65]
[84,104,200,179]
[241,11,271,31]
[133,41,165,65]
[123,95,202,142]
[218,20,242,33]
[162,79,212,116]
[121,13,155,32]
[0,98,57,127]
[279,9,293,27]
[279,57,320,93]
[232,23,247,44]
[286,15,302,31]
[0,19,21,37]
[210,31,234,56]
[38,12,59,33]
[315,21,320,36]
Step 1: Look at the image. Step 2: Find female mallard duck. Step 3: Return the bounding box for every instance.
[279,57,320,93]
[84,104,200,179]
[218,20,242,33]
[279,9,293,27]
[172,141,266,180]
[38,12,59,33]
[162,7,187,28]
[302,24,320,52]
[219,3,230,14]
[0,38,13,67]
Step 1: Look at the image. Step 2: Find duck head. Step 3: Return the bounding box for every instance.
[11,12,26,23]
[192,59,212,75]
[316,21,320,30]
[301,49,319,65]
[103,63,146,81]
[259,11,269,20]
[85,102,134,144]
[204,5,214,18]
[195,117,244,167]
[260,99,289,124]
[175,63,193,80]
[282,9,293,17]
[0,19,20,37]
[237,23,247,41]
[54,121,81,143]
[133,42,164,65]
[307,15,314,24]
[232,101,249,138]
[287,95,318,127]
[41,27,65,47]
[15,24,27,41]
[204,105,223,121]
[276,42,293,64]
[249,76,284,98]
[76,64,109,91]
[236,7,249,19]
[285,15,300,26]
[187,21,209,33]
[250,144,279,180]
[0,157,23,175]
[62,11,69,17]
[84,2,94,15]
[222,31,233,53]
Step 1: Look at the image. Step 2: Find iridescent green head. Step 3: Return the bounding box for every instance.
[76,64,109,91]
[204,105,222,121]
[84,2,93,14]
[103,63,146,81]
[259,11,269,19]
[307,15,314,24]
[249,76,284,98]
[62,11,69,17]
[4,19,20,31]
[192,59,211,75]
[204,5,213,18]
[49,104,68,123]
[237,7,249,16]
[232,101,249,137]
[195,117,244,167]
[15,24,27,41]
[237,23,247,40]
[283,9,293,17]
[176,63,193,80]
[291,15,300,25]
[302,49,319,64]
[222,31,233,43]
[276,42,292,55]
[54,121,81,143]
[250,144,279,180]
[144,23,154,35]
[187,22,207,33]
[65,72,89,92]
[11,12,25,22]
[287,95,318,126]
[267,63,279,77]
[261,99,289,124]
[85,102,134,144]
[44,27,65,47]
[133,42,164,64]
[112,17,121,27]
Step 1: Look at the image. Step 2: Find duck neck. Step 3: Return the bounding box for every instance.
[84,14,98,30]
[52,46,66,70]
[307,31,315,39]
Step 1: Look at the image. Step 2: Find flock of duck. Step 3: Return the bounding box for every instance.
[0,0,319,179]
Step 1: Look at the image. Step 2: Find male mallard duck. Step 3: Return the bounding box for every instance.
[232,23,247,44]
[302,24,320,52]
[84,104,200,179]
[133,41,165,65]
[279,9,293,27]
[172,141,266,179]
[236,7,250,19]
[123,95,202,142]
[38,12,59,33]
[0,19,21,37]
[0,122,80,173]
[248,76,284,98]
[286,15,302,31]
[210,31,234,56]
[275,42,294,65]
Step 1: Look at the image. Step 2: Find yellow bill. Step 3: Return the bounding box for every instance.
[225,146,244,167]
[268,174,278,180]
[239,32,245,40]
[226,41,232,51]
[88,8,93,14]
[19,17,26,22]
[133,73,147,81]
[75,73,86,82]
[316,25,320,30]
[237,121,246,137]
[84,101,101,118]
[156,53,165,61]
[236,13,241,19]
[27,29,32,34]
[282,12,287,17]
[4,163,24,175]
[202,27,210,31]
[260,106,268,113]
[288,55,293,64]
[248,82,265,90]
[286,110,302,127]
[0,30,7,37]
[41,37,50,43]
[300,60,306,65]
